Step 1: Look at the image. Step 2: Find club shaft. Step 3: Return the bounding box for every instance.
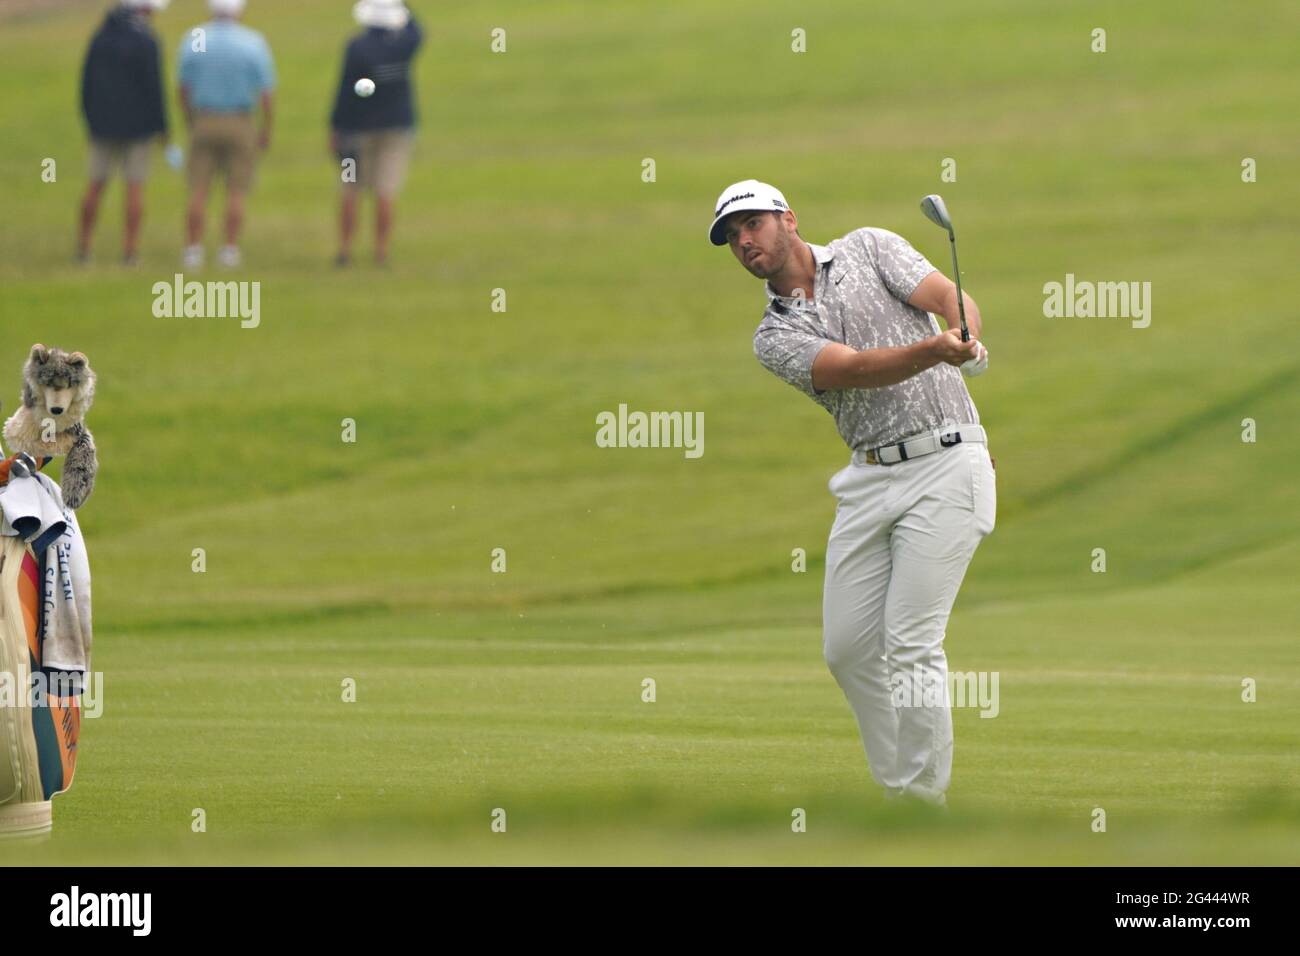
[948,234,969,342]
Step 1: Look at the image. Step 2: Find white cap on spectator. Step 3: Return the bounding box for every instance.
[209,0,246,16]
[354,0,409,30]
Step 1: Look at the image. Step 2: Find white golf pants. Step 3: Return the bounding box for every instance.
[822,437,996,803]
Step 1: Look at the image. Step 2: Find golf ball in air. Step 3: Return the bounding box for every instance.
[354,78,375,97]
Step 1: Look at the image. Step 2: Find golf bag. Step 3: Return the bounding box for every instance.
[0,509,82,837]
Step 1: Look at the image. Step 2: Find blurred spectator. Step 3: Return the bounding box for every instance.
[77,0,170,266]
[330,0,422,266]
[177,0,275,269]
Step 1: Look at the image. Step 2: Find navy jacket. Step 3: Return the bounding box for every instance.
[330,18,423,132]
[80,8,167,140]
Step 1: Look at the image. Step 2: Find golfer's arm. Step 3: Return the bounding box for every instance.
[908,271,982,341]
[811,339,941,391]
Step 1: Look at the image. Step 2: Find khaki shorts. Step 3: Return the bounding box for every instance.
[189,111,258,193]
[339,129,414,198]
[88,138,153,183]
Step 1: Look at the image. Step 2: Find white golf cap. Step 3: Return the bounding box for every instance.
[208,0,245,16]
[353,0,410,30]
[708,179,790,246]
[120,0,168,9]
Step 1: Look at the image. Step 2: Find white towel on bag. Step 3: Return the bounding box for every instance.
[0,469,92,686]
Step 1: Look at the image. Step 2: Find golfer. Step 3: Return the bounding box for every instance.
[711,179,995,808]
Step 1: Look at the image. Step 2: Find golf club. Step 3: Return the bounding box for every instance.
[920,194,969,342]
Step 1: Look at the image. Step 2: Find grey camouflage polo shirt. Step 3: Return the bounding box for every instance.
[752,226,980,451]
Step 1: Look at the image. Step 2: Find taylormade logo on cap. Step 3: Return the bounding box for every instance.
[708,179,790,245]
[715,192,755,217]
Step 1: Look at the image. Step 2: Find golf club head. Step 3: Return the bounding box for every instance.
[920,194,953,234]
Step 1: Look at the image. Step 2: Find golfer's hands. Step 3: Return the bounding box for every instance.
[931,327,980,367]
[961,341,989,378]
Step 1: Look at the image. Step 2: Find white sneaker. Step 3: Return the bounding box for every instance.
[182,244,204,269]
[217,245,241,268]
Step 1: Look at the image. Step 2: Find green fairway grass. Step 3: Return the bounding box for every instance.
[0,0,1296,864]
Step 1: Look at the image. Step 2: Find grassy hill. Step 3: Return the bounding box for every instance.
[0,0,1295,864]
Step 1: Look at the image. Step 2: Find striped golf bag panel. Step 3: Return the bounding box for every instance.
[0,535,80,815]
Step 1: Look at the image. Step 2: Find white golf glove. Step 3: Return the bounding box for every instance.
[960,340,988,378]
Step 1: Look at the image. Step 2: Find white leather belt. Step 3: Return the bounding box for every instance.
[853,423,986,466]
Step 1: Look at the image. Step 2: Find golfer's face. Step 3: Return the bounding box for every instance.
[726,211,786,278]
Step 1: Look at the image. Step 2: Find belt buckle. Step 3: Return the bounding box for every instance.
[864,448,880,465]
